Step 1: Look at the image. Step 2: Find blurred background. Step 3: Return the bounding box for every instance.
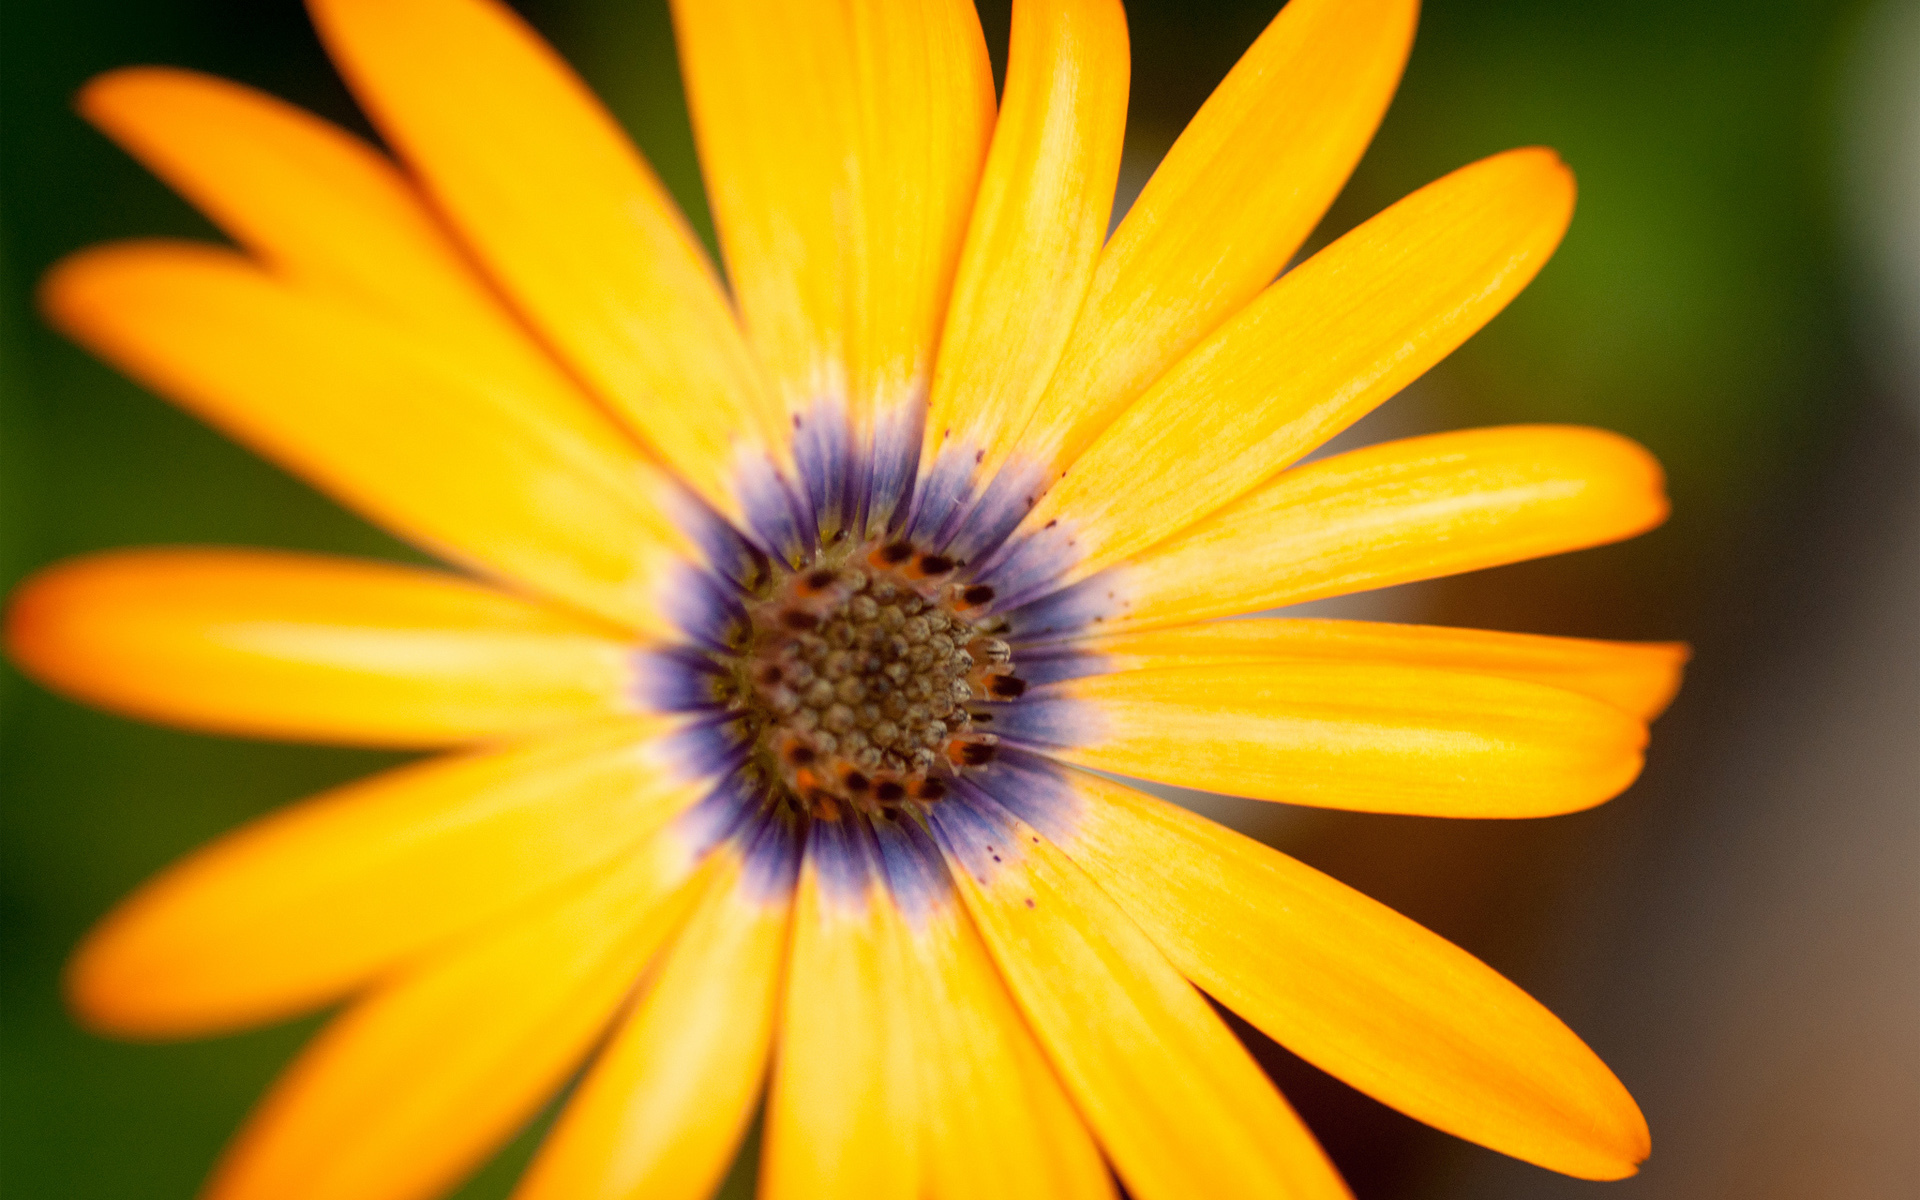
[3,0,1914,1196]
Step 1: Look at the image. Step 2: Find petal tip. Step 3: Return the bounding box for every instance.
[36,240,163,335]
[1536,424,1672,542]
[1477,145,1577,243]
[74,63,213,120]
[1505,144,1575,188]
[73,64,158,121]
[60,921,173,1042]
[1636,641,1692,720]
[34,249,90,329]
[1588,746,1649,813]
[3,566,53,674]
[1569,1105,1651,1180]
[1596,428,1672,534]
[60,875,233,1042]
[2,557,101,700]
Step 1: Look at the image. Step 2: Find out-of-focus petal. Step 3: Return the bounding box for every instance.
[76,67,622,417]
[67,718,705,1037]
[515,818,798,1200]
[41,242,705,636]
[308,0,790,525]
[201,833,715,1200]
[6,549,641,746]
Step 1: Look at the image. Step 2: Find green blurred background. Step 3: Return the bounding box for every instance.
[4,0,1915,1196]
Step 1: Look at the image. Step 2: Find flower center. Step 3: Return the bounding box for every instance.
[719,538,1019,816]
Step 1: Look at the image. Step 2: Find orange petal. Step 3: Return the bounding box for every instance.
[1015,425,1669,635]
[912,0,1129,539]
[760,821,918,1199]
[1050,618,1689,721]
[66,718,707,1038]
[872,817,1114,1200]
[929,794,1349,1200]
[203,838,714,1200]
[1015,149,1578,584]
[6,548,642,746]
[760,816,1111,1200]
[515,825,795,1200]
[671,0,995,532]
[1049,769,1650,1179]
[307,0,790,525]
[1014,0,1417,479]
[75,66,614,417]
[1023,659,1648,817]
[40,242,703,636]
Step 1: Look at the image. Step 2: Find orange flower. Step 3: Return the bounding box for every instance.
[5,0,1681,1197]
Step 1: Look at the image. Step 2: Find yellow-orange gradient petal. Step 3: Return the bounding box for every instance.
[67,719,705,1038]
[1058,425,1668,635]
[202,842,714,1200]
[308,0,788,522]
[1034,660,1647,817]
[1064,619,1688,721]
[5,549,640,746]
[1016,0,1417,477]
[1054,770,1649,1179]
[1019,149,1577,583]
[41,242,700,636]
[514,838,791,1200]
[930,797,1349,1200]
[75,67,618,413]
[870,820,1115,1200]
[761,825,918,1199]
[914,0,1128,528]
[672,0,994,531]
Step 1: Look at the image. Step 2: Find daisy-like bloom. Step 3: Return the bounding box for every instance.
[5,0,1685,1197]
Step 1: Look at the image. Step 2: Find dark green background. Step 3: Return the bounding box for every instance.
[5,1,1914,1197]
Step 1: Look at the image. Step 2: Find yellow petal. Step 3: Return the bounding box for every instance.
[75,66,615,416]
[1019,660,1648,817]
[760,819,918,1199]
[1046,769,1650,1179]
[759,814,1112,1200]
[1012,425,1669,634]
[911,0,1129,543]
[671,0,995,533]
[872,818,1113,1200]
[930,793,1349,1200]
[307,0,789,525]
[1042,618,1688,721]
[203,838,714,1200]
[514,820,796,1200]
[66,718,706,1038]
[5,548,642,746]
[1009,149,1577,586]
[1011,0,1417,484]
[41,242,704,636]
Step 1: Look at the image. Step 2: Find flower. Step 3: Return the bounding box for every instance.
[3,0,1683,1197]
